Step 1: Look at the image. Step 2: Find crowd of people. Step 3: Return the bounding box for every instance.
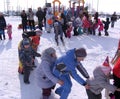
[18,7,120,99]
[0,5,119,99]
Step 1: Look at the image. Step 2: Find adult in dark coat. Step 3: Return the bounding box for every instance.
[21,10,27,32]
[36,7,44,30]
[102,17,110,36]
[60,12,67,38]
[111,12,117,28]
[0,12,6,40]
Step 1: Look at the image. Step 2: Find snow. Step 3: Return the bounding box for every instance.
[0,16,120,99]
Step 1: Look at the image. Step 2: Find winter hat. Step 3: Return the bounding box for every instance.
[75,48,87,57]
[45,47,56,55]
[35,29,42,36]
[22,38,30,45]
[102,56,110,67]
[101,56,112,75]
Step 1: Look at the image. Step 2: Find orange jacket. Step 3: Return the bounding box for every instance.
[32,35,40,45]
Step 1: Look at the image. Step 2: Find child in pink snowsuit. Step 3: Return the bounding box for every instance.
[6,24,12,40]
[66,22,72,38]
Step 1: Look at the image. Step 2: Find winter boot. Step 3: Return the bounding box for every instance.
[105,32,109,36]
[98,32,101,36]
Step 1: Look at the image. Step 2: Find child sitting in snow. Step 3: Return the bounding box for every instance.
[6,23,12,40]
[86,56,120,99]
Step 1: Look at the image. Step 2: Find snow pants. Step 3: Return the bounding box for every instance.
[86,89,102,99]
[24,66,31,82]
[55,74,72,99]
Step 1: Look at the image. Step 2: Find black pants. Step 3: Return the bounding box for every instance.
[24,66,31,82]
[22,20,27,32]
[28,20,35,30]
[73,27,79,36]
[86,89,102,99]
[38,21,43,30]
[113,74,120,99]
[0,30,5,40]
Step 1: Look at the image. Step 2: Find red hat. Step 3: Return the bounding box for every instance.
[103,56,110,67]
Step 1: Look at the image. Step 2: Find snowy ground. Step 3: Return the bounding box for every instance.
[0,16,120,99]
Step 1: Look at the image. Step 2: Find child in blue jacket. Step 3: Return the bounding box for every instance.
[19,38,41,84]
[53,48,89,99]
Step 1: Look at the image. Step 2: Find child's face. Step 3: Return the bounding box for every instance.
[24,44,30,48]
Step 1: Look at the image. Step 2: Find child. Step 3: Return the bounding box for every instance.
[53,19,65,46]
[6,23,12,40]
[86,56,120,99]
[31,29,42,51]
[102,18,110,36]
[66,22,72,38]
[19,38,41,84]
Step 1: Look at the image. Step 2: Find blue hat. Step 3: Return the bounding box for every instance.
[22,38,30,45]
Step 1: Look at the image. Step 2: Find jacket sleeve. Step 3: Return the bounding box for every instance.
[42,61,59,84]
[70,69,87,86]
[32,48,41,57]
[77,63,89,79]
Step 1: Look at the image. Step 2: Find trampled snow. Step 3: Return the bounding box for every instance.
[0,16,120,99]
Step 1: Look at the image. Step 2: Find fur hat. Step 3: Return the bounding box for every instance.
[45,47,56,55]
[22,38,30,45]
[75,48,87,57]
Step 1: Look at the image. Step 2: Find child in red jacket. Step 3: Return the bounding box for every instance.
[31,29,42,51]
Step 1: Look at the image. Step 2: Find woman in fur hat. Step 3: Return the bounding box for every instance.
[35,47,63,99]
